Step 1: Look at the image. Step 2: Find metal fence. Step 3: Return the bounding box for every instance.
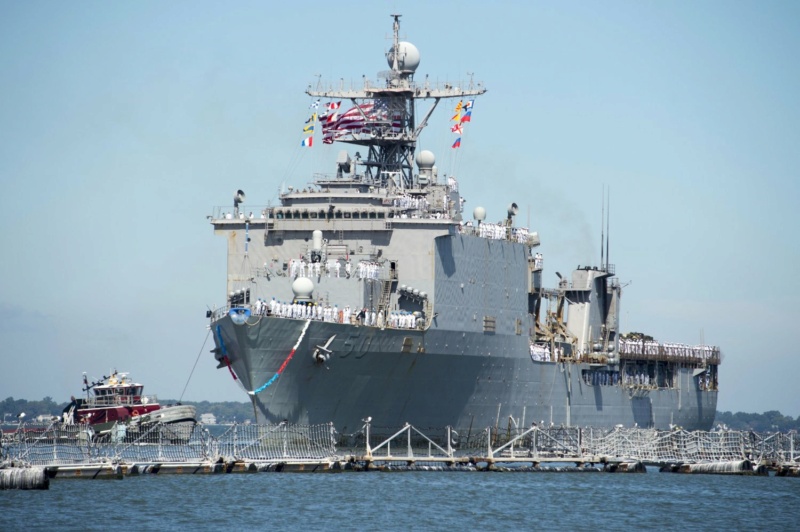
[1,421,336,466]
[2,421,797,467]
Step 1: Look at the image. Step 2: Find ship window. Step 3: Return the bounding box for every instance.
[344,212,351,219]
[276,211,284,219]
[369,212,376,219]
[319,210,326,219]
[352,212,360,219]
[378,212,385,219]
[335,210,343,219]
[309,212,316,219]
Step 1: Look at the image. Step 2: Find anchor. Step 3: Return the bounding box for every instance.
[313,334,337,364]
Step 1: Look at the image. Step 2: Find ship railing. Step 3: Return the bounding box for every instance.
[619,351,722,365]
[619,341,721,365]
[459,223,533,244]
[85,394,158,407]
[308,76,486,97]
[210,205,270,221]
[209,302,424,331]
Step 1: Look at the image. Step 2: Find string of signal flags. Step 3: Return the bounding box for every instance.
[450,99,474,149]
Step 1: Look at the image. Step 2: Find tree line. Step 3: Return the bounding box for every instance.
[3,396,799,431]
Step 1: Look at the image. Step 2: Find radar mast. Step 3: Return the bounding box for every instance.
[306,14,486,189]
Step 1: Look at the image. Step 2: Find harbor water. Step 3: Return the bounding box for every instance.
[2,470,798,530]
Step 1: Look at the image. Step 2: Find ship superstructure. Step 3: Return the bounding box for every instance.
[208,15,720,432]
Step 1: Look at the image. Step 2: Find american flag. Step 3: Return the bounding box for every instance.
[322,100,404,144]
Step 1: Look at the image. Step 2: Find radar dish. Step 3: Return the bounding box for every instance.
[416,150,435,169]
[473,206,486,222]
[292,277,314,299]
[387,41,420,72]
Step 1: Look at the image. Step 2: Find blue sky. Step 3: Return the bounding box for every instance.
[1,1,798,416]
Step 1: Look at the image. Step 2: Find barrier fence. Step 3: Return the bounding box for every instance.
[1,421,797,467]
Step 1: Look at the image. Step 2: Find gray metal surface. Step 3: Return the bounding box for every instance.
[207,15,720,433]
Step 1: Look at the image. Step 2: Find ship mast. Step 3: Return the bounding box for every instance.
[306,14,486,190]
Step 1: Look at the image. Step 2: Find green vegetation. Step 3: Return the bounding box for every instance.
[3,396,799,430]
[714,410,799,432]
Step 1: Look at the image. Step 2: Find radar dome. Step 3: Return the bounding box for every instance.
[292,277,314,300]
[473,206,487,222]
[416,150,435,169]
[387,41,420,72]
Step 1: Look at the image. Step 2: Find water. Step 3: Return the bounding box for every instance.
[2,469,798,530]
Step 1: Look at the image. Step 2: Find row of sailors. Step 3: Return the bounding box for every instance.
[622,372,654,387]
[287,258,383,280]
[399,211,451,219]
[289,259,332,278]
[478,222,508,240]
[529,343,557,362]
[583,371,622,387]
[356,261,382,280]
[618,339,719,359]
[582,370,662,388]
[392,195,429,211]
[584,369,716,390]
[252,299,420,329]
[222,211,264,220]
[470,222,531,244]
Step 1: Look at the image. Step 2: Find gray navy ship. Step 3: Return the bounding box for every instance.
[208,15,720,432]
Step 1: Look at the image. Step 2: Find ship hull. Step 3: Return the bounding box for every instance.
[213,315,717,432]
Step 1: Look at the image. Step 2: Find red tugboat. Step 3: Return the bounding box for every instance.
[62,371,196,439]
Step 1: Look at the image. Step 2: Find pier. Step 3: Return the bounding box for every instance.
[2,421,798,487]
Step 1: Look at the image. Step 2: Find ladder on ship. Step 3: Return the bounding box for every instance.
[377,278,393,314]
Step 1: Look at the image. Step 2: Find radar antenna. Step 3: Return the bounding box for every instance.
[306,15,486,189]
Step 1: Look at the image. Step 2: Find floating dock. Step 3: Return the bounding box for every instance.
[2,420,797,486]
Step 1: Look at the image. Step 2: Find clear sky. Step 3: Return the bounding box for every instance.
[1,1,798,416]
